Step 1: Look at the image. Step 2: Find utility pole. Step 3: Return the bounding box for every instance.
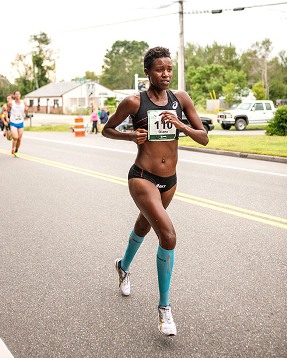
[178,0,185,91]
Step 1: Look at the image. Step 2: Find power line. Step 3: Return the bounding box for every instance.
[185,1,287,15]
[58,12,176,33]
[56,2,287,34]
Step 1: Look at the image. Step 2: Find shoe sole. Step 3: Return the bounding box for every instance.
[115,258,130,296]
[158,328,177,337]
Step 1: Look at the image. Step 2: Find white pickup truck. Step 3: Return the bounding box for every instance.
[217,100,276,130]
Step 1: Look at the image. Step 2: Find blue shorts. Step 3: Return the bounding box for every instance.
[10,122,24,129]
[128,164,177,193]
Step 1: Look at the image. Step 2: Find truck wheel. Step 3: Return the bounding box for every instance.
[221,123,231,130]
[235,119,247,131]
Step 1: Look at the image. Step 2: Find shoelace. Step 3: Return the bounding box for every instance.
[120,270,130,285]
[160,307,173,323]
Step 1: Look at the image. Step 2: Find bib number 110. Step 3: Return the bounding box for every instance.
[154,121,173,130]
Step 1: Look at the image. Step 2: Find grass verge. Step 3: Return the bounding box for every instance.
[25,124,72,132]
[179,135,287,157]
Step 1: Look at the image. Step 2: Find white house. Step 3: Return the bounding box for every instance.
[25,81,119,114]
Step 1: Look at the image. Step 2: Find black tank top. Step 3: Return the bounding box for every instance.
[131,90,183,140]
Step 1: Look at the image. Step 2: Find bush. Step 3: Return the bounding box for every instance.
[266,105,287,136]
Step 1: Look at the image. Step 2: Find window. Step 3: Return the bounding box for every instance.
[238,103,252,110]
[29,99,34,107]
[54,99,59,108]
[254,103,264,111]
[265,103,272,110]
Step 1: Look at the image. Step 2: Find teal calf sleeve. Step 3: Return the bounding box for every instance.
[120,229,144,272]
[157,245,174,307]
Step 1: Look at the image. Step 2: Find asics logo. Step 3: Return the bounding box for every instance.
[172,101,178,109]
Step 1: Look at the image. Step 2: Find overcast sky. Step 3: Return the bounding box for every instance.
[1,0,286,83]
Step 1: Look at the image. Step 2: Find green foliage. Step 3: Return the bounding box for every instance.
[186,64,247,105]
[268,53,287,101]
[100,40,149,90]
[222,83,237,106]
[170,58,178,89]
[30,32,55,89]
[252,82,267,100]
[85,71,98,81]
[14,77,34,96]
[241,39,273,98]
[266,105,287,136]
[0,76,15,102]
[103,97,116,114]
[186,64,225,101]
[4,35,287,112]
[11,32,55,95]
[184,42,241,70]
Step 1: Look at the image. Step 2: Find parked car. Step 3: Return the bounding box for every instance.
[217,100,276,130]
[119,115,214,133]
[116,116,132,132]
[182,114,214,133]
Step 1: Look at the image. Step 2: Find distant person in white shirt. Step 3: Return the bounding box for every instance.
[7,90,28,157]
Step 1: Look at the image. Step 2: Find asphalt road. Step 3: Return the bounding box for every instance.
[0,133,286,358]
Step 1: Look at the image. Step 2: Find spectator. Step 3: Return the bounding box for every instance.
[100,107,109,124]
[90,107,99,134]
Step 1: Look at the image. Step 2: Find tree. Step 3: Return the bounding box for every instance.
[11,32,55,95]
[100,40,149,89]
[0,75,15,103]
[266,105,287,136]
[252,82,267,100]
[11,53,34,95]
[222,83,239,106]
[241,39,273,99]
[186,64,247,106]
[186,64,225,106]
[184,42,241,70]
[268,51,287,101]
[30,32,55,89]
[85,71,99,81]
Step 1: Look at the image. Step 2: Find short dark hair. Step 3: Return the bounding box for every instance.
[144,47,171,70]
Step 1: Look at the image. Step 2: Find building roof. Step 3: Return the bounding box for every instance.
[25,82,81,98]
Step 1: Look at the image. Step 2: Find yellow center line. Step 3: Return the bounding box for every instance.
[174,194,287,230]
[1,149,286,230]
[174,192,287,224]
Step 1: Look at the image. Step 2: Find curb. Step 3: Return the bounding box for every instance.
[178,146,287,164]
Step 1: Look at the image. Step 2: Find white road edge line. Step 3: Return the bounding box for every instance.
[0,338,14,358]
[24,135,287,177]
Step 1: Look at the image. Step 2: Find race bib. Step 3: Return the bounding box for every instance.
[148,110,177,141]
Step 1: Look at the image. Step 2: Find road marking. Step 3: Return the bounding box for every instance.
[174,192,287,230]
[0,338,14,358]
[1,149,286,230]
[24,135,136,154]
[24,135,287,177]
[179,158,287,177]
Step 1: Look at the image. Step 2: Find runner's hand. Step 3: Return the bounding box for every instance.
[160,111,182,130]
[131,128,147,145]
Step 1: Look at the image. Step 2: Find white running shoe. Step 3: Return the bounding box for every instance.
[115,258,130,296]
[158,306,177,336]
